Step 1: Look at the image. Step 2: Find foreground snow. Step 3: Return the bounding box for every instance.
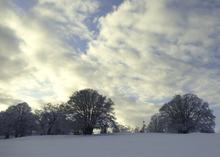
[0,133,220,157]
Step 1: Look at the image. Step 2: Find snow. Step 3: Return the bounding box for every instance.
[0,133,220,157]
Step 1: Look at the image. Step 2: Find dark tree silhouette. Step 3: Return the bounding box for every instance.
[35,103,71,135]
[140,121,146,133]
[0,111,12,139]
[65,89,115,135]
[1,102,35,138]
[147,94,215,133]
[147,113,168,133]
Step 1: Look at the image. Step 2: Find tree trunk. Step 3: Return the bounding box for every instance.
[101,126,107,134]
[47,126,53,135]
[4,133,10,139]
[178,129,189,134]
[15,132,18,138]
[83,126,93,135]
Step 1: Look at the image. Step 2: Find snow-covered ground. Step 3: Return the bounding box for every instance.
[0,133,220,157]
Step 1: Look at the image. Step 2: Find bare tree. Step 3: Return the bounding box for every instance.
[65,89,116,135]
[35,103,72,135]
[148,94,215,133]
[0,111,12,139]
[147,113,168,133]
[140,121,147,133]
[1,102,35,138]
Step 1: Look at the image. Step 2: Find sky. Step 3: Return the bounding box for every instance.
[0,0,220,130]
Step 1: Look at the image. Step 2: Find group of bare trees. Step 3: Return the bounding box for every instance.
[34,103,72,135]
[0,91,216,139]
[0,89,118,138]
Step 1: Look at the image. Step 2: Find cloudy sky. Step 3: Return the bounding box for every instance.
[0,0,220,130]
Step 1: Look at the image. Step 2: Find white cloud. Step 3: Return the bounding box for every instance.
[0,0,97,108]
[34,0,99,43]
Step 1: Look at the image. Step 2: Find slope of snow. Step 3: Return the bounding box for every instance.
[0,133,220,157]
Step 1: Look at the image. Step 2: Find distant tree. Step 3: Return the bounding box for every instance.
[3,102,35,138]
[96,99,116,134]
[134,127,140,133]
[147,94,215,133]
[0,111,12,138]
[140,121,146,133]
[35,103,58,135]
[147,113,168,133]
[113,124,132,133]
[65,89,116,135]
[0,112,3,135]
[111,122,120,133]
[35,103,71,135]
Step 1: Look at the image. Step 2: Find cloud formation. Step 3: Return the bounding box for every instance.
[84,0,220,125]
[0,0,220,128]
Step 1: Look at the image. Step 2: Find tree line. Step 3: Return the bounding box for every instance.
[0,89,120,139]
[0,89,216,139]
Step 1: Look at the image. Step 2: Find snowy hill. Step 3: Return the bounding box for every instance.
[0,133,220,157]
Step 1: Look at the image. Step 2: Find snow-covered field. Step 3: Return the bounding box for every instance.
[0,133,220,157]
